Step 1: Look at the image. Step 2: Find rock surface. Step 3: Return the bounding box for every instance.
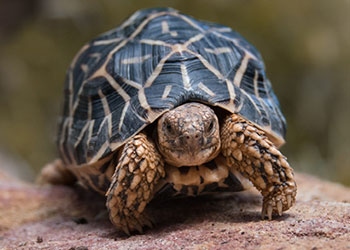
[0,171,350,250]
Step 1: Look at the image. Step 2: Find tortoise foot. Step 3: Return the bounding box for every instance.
[261,182,296,220]
[106,133,164,235]
[221,114,297,219]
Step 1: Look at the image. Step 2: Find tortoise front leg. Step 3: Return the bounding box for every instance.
[106,133,165,235]
[221,114,297,220]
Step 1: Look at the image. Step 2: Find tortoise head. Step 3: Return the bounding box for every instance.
[157,102,221,167]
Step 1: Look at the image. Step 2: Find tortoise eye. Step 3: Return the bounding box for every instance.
[165,122,174,134]
[207,120,214,133]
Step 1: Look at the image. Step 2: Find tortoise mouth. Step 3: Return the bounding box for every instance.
[160,143,221,167]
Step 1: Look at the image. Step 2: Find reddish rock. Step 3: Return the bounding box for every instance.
[0,171,349,250]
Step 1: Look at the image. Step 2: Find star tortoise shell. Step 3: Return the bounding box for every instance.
[58,7,286,167]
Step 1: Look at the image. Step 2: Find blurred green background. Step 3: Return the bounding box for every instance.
[0,0,349,184]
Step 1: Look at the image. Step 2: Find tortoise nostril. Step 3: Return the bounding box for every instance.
[183,131,201,142]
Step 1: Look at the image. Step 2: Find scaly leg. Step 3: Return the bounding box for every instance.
[37,159,76,185]
[106,133,165,235]
[221,114,297,220]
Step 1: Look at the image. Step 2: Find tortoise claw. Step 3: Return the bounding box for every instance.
[277,200,283,216]
[267,204,273,220]
[261,203,273,220]
[261,204,266,220]
[134,221,144,234]
[121,223,131,236]
[287,194,292,208]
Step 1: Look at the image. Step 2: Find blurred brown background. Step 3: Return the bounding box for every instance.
[0,0,349,184]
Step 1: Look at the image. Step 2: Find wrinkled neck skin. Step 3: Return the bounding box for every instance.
[156,102,221,167]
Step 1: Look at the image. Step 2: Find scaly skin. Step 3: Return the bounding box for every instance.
[106,133,165,235]
[221,114,297,219]
[157,102,221,167]
[37,159,76,185]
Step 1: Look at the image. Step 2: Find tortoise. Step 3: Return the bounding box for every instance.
[40,7,297,234]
